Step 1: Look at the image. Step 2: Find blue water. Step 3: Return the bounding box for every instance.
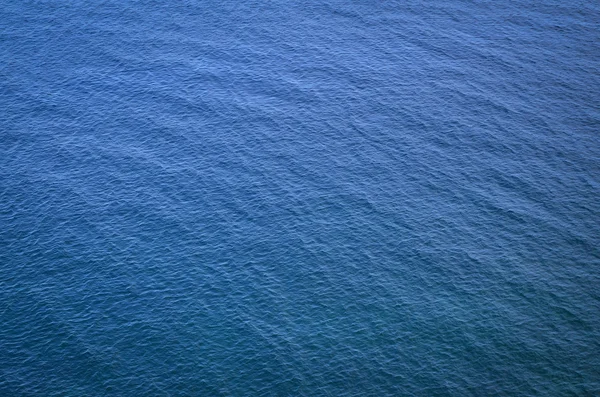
[1,1,599,395]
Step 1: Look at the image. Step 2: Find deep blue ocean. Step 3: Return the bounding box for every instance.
[1,1,599,395]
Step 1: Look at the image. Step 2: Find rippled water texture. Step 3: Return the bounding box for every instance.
[1,1,599,395]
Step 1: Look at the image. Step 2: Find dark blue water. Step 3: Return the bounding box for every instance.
[1,1,599,395]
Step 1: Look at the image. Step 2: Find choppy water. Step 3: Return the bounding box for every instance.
[1,1,599,395]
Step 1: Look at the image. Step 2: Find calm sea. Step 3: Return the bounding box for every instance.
[1,1,599,395]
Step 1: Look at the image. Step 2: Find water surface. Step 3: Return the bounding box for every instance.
[1,1,599,395]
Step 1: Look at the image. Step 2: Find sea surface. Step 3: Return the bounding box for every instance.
[1,1,599,395]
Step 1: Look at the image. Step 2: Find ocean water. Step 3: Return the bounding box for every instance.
[1,1,599,395]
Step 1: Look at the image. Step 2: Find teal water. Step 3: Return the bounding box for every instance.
[1,1,599,395]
